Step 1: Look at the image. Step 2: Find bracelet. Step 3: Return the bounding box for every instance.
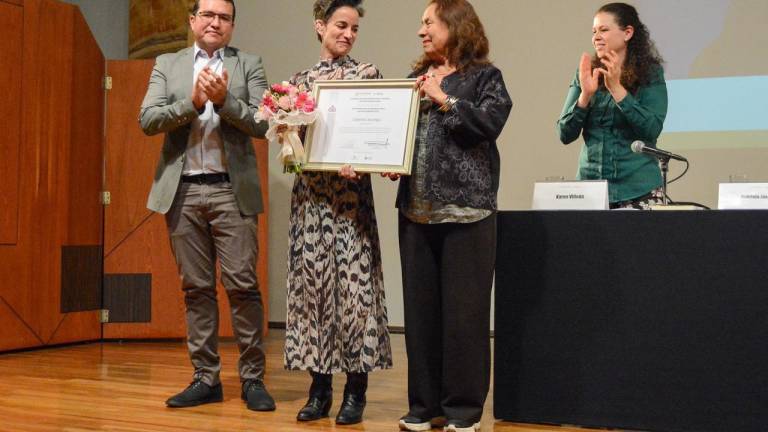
[438,96,458,113]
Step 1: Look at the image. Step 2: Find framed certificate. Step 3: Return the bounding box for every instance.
[303,79,420,174]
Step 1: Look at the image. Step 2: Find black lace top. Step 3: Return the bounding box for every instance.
[396,64,513,212]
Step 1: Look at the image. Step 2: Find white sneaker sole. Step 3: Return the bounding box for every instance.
[399,416,447,431]
[444,422,481,432]
[399,419,431,431]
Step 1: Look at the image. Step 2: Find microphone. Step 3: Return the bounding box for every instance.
[631,141,687,162]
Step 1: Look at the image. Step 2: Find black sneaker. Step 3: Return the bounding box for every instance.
[165,380,223,408]
[398,413,446,431]
[241,379,276,411]
[444,419,481,431]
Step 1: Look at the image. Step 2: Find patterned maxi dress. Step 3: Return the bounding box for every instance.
[284,56,392,374]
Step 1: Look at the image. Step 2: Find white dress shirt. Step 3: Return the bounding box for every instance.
[184,43,227,175]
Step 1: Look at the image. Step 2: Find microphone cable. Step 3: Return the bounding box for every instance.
[662,160,711,209]
[667,159,689,184]
[664,195,711,210]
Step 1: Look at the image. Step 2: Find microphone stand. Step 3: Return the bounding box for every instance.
[658,156,670,205]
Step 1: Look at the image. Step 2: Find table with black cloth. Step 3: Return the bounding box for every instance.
[494,210,768,432]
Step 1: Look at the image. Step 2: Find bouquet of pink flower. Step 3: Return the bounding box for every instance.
[256,81,318,173]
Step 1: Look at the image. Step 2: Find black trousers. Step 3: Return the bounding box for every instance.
[398,213,496,423]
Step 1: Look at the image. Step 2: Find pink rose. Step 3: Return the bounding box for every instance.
[262,95,275,111]
[277,95,291,111]
[257,106,272,121]
[303,100,315,113]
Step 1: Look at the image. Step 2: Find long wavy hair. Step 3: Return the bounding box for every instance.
[412,0,490,73]
[592,2,664,93]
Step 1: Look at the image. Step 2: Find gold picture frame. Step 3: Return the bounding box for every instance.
[303,79,420,174]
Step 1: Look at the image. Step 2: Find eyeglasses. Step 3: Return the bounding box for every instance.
[196,11,234,25]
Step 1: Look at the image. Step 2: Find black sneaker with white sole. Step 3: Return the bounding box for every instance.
[444,419,481,431]
[398,413,447,431]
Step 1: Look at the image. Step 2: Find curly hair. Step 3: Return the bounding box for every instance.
[592,2,664,93]
[312,0,365,42]
[412,0,490,73]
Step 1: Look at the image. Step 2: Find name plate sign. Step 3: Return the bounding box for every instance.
[532,181,608,210]
[718,183,768,209]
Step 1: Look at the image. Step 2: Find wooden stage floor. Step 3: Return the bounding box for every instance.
[0,330,587,432]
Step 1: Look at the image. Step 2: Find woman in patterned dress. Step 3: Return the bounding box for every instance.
[283,0,391,426]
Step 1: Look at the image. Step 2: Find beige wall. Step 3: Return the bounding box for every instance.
[230,1,768,325]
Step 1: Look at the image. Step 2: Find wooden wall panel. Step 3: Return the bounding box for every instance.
[0,0,103,352]
[103,215,187,338]
[0,300,42,352]
[0,0,22,5]
[255,139,270,323]
[102,60,184,339]
[0,1,22,245]
[17,0,76,342]
[103,60,269,339]
[101,60,158,255]
[46,311,101,346]
[66,10,104,246]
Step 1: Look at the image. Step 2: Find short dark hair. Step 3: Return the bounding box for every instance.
[312,0,365,42]
[191,0,236,22]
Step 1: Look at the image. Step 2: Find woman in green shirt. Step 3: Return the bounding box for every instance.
[558,2,667,209]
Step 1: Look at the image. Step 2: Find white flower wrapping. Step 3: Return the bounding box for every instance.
[264,110,319,172]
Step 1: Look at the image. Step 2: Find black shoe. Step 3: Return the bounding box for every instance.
[165,380,223,408]
[297,390,332,421]
[241,379,276,411]
[335,391,366,425]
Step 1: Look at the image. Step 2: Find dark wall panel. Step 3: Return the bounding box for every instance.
[103,274,152,323]
[61,246,103,313]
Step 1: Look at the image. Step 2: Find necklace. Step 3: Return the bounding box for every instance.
[428,66,455,76]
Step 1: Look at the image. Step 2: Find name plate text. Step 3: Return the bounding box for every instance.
[718,183,768,209]
[532,181,609,210]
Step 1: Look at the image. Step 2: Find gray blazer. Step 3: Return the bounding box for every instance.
[139,46,268,215]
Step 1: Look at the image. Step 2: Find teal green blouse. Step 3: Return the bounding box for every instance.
[557,66,668,203]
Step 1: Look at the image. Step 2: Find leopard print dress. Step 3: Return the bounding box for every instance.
[284,56,392,373]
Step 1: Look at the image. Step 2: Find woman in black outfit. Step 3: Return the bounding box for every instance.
[387,1,512,431]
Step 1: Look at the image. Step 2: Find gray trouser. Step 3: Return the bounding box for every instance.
[165,180,265,386]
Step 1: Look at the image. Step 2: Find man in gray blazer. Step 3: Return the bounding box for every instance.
[139,0,274,411]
